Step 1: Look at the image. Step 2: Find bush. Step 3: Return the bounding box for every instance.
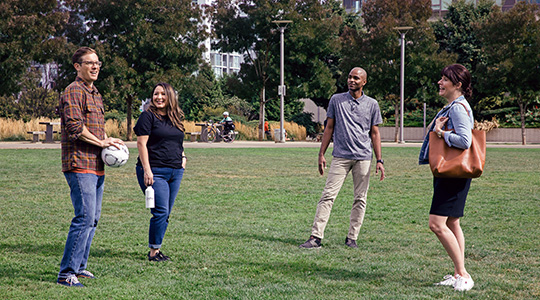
[0,88,59,122]
[289,112,320,137]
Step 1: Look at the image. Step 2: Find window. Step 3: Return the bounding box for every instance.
[230,56,240,69]
[212,67,222,77]
[211,53,222,67]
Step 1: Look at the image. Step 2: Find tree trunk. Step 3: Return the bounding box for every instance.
[519,99,526,145]
[126,95,133,141]
[258,86,266,141]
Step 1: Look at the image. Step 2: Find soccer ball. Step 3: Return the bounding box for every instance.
[101,144,129,168]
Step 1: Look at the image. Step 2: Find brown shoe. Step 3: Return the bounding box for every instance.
[299,236,321,248]
[345,237,358,248]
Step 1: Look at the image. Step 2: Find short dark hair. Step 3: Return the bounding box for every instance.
[72,47,97,65]
[441,64,472,98]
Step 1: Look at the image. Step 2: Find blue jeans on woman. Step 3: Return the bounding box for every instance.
[58,172,104,279]
[136,166,184,249]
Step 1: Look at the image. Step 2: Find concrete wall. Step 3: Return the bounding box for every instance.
[300,98,327,124]
[379,127,540,144]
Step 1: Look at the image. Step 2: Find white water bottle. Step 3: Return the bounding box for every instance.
[145,186,155,208]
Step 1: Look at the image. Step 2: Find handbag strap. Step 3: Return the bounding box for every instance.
[442,101,471,131]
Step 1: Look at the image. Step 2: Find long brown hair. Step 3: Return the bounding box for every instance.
[147,82,185,132]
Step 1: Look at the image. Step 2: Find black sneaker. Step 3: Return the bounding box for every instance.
[148,251,170,262]
[299,236,322,248]
[57,274,84,287]
[345,237,358,248]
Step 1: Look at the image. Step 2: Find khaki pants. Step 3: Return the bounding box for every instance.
[311,157,371,240]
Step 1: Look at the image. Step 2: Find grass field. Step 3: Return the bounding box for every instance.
[0,146,538,299]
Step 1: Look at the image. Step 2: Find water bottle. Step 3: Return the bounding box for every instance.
[145,186,155,208]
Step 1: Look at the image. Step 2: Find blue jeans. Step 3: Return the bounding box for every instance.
[58,172,104,279]
[136,166,184,249]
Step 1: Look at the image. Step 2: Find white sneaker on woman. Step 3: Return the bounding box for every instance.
[434,274,456,286]
[454,274,474,291]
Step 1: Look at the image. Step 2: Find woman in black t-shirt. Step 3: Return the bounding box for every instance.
[134,82,186,262]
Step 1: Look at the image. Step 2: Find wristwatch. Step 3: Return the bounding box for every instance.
[376,159,384,165]
[436,129,443,138]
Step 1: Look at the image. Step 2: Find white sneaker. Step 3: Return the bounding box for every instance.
[454,274,474,291]
[434,274,456,286]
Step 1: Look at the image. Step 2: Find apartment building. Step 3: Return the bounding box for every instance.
[343,0,539,17]
[192,0,242,77]
[433,0,540,18]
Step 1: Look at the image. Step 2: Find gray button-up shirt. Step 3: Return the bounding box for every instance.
[327,92,383,161]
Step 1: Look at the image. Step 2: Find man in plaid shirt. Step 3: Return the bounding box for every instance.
[57,47,124,287]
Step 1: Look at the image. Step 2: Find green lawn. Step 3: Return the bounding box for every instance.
[0,147,538,299]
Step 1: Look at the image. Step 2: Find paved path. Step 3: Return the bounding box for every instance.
[1,140,538,149]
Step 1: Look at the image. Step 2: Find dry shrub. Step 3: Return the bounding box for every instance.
[0,117,61,140]
[183,121,198,133]
[106,120,199,139]
[234,122,258,140]
[0,118,307,141]
[284,121,306,140]
[266,121,306,140]
[475,118,500,132]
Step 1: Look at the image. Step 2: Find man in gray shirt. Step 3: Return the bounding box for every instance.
[300,67,385,249]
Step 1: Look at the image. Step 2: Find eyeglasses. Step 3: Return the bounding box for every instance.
[79,61,102,67]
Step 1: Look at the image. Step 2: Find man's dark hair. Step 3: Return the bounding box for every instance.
[72,47,97,65]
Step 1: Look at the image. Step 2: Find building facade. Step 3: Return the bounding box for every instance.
[344,0,539,17]
[432,0,540,18]
[192,0,242,77]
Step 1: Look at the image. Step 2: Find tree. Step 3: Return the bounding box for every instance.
[0,0,68,96]
[61,0,208,140]
[432,0,494,111]
[0,67,59,121]
[475,2,540,144]
[340,0,455,141]
[212,0,343,140]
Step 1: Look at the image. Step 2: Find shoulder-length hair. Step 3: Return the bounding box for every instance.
[147,82,185,132]
[441,64,472,99]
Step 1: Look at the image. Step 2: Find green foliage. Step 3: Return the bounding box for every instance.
[289,111,320,137]
[0,0,68,96]
[104,110,126,122]
[341,0,455,126]
[432,0,493,71]
[432,0,494,112]
[475,1,540,133]
[60,0,208,115]
[212,0,344,138]
[0,68,59,121]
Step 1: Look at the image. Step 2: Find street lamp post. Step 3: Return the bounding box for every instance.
[394,26,413,144]
[272,20,292,143]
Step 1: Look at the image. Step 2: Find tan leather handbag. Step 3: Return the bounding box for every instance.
[429,103,486,178]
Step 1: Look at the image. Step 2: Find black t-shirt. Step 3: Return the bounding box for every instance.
[134,111,184,168]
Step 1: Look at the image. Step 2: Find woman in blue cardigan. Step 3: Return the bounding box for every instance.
[419,64,475,292]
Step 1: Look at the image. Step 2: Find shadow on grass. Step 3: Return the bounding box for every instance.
[186,229,300,246]
[228,259,385,282]
[0,242,63,257]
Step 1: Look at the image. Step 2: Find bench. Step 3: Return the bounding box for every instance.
[27,131,45,143]
[185,132,201,142]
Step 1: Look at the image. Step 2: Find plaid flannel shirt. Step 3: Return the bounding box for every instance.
[60,77,105,172]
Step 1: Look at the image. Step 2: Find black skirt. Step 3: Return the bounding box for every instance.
[430,177,472,218]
